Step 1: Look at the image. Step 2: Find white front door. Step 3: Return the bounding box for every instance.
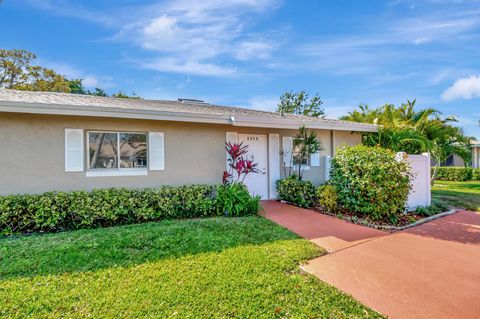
[238,134,268,199]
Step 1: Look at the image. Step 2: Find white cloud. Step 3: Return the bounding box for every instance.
[245,96,279,111]
[117,0,280,76]
[24,0,117,26]
[25,0,283,77]
[295,8,480,75]
[323,105,356,119]
[142,58,236,77]
[234,40,275,60]
[41,61,114,89]
[441,75,480,100]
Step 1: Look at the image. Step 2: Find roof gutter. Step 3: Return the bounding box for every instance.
[0,101,378,133]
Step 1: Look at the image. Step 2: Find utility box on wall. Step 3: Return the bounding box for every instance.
[397,152,432,210]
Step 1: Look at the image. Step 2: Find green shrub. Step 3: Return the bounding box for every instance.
[433,167,473,181]
[316,185,338,213]
[472,169,480,181]
[276,175,316,208]
[0,184,260,236]
[216,183,261,217]
[330,145,412,222]
[415,200,449,217]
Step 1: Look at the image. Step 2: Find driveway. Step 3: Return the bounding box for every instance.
[262,201,480,319]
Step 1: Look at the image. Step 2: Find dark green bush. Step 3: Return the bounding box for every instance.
[0,184,260,236]
[316,185,338,213]
[473,169,480,181]
[433,167,473,181]
[276,175,316,208]
[216,183,261,217]
[330,145,412,222]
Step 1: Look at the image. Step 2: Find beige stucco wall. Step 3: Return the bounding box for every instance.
[333,130,362,155]
[0,112,363,195]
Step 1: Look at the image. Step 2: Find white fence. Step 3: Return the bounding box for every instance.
[323,152,432,210]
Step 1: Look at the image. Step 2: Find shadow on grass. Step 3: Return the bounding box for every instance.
[0,216,298,280]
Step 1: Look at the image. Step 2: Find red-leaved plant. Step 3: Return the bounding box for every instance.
[223,142,260,184]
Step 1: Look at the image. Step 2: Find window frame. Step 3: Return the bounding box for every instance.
[86,130,149,176]
[291,138,311,171]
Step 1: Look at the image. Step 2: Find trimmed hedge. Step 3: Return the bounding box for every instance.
[0,184,259,236]
[330,145,412,222]
[433,167,473,181]
[276,176,316,208]
[474,169,480,181]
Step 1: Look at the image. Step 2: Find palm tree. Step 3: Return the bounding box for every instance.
[341,100,471,182]
[292,126,323,179]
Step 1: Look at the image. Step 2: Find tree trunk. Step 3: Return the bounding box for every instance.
[431,163,439,185]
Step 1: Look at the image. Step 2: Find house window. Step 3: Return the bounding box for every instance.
[292,144,310,167]
[88,132,147,170]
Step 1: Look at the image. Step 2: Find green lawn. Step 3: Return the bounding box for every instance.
[0,217,381,318]
[432,181,480,212]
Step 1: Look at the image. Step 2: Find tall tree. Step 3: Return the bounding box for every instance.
[1,49,141,98]
[277,90,324,118]
[14,66,70,92]
[0,49,36,89]
[68,79,88,94]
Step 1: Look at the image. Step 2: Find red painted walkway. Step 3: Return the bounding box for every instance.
[262,201,480,319]
[262,200,386,252]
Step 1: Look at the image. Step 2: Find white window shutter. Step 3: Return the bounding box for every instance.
[65,129,84,172]
[149,132,165,171]
[226,132,238,170]
[282,136,293,167]
[311,151,320,167]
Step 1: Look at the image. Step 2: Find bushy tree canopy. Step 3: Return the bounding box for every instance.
[0,49,140,99]
[277,90,324,118]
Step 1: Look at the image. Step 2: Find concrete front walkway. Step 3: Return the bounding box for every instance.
[262,201,480,319]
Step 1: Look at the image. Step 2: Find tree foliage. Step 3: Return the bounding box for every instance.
[341,99,472,181]
[0,49,70,92]
[1,49,140,98]
[277,90,324,117]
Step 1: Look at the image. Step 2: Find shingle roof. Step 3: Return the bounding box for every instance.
[0,89,378,132]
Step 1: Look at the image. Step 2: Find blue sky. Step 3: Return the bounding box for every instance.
[1,0,479,136]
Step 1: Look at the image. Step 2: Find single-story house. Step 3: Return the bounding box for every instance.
[0,89,377,198]
[438,140,480,168]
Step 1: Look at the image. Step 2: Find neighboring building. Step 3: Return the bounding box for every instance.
[440,141,480,168]
[0,89,376,197]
